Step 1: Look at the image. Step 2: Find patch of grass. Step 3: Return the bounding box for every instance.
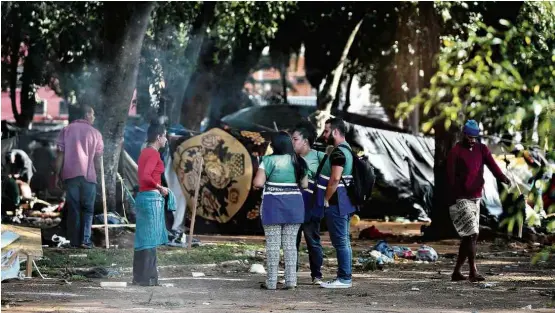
[36,248,134,269]
[158,243,264,265]
[36,242,266,275]
[69,275,89,281]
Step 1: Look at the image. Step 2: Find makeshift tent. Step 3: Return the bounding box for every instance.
[0,121,138,220]
[219,105,540,225]
[173,127,271,234]
[221,104,406,133]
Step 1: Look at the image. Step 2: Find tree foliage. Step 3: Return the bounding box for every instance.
[397,1,555,149]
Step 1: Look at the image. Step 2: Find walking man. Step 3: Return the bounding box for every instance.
[54,105,104,249]
[447,120,510,281]
[317,118,356,289]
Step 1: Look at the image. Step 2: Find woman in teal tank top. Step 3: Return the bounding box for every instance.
[253,131,308,290]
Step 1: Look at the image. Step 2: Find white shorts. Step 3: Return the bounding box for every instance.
[449,198,481,237]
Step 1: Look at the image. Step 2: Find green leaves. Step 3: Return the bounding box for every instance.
[396,1,555,147]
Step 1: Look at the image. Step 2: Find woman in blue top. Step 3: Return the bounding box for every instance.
[254,131,308,290]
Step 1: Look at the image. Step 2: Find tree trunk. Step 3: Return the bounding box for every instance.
[6,4,32,129]
[206,41,264,129]
[177,2,217,129]
[343,73,355,113]
[280,55,288,104]
[19,44,39,129]
[136,58,151,117]
[425,119,459,239]
[96,2,155,212]
[315,18,363,134]
[332,73,347,111]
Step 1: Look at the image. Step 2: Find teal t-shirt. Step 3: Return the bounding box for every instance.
[302,149,326,180]
[261,155,298,183]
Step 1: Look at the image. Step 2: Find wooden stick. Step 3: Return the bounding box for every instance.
[91,224,136,229]
[100,155,109,249]
[188,157,204,250]
[25,253,33,278]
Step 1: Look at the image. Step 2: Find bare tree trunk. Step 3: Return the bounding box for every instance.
[410,60,420,135]
[178,2,217,129]
[343,73,355,112]
[96,2,155,212]
[332,73,347,111]
[425,119,459,239]
[19,44,40,129]
[136,58,151,117]
[281,55,288,104]
[7,3,35,129]
[206,41,264,129]
[315,18,363,134]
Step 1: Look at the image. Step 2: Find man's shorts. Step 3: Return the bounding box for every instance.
[449,198,481,237]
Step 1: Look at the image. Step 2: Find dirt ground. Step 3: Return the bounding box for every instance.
[2,224,555,313]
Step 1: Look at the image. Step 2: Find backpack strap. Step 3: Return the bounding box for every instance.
[312,153,329,203]
[332,144,354,188]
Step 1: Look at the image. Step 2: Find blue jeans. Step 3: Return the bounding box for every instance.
[296,219,323,279]
[65,176,96,246]
[325,205,352,282]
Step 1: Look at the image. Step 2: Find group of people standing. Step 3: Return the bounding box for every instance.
[254,117,356,290]
[53,107,510,289]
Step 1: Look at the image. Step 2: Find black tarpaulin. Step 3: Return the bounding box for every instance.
[346,124,435,221]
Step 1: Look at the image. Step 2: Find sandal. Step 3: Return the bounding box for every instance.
[469,274,485,282]
[451,272,468,281]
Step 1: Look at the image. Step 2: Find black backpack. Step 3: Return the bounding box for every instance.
[338,144,376,207]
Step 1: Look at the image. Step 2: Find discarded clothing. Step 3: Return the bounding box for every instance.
[416,245,438,262]
[94,212,126,225]
[369,250,394,265]
[358,225,392,240]
[374,240,395,259]
[392,246,415,259]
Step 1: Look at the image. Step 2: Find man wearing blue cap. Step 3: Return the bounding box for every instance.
[446,120,511,282]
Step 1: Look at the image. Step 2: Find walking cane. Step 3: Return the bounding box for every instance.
[100,155,110,248]
[187,156,204,250]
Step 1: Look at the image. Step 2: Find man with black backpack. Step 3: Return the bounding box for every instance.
[315,117,358,289]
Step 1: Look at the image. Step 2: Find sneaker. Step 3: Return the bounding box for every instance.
[312,277,323,285]
[80,243,93,250]
[277,278,286,285]
[320,279,352,289]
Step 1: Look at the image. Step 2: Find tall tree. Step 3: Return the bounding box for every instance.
[95,2,156,211]
[179,1,296,131]
[1,2,50,128]
[397,1,555,239]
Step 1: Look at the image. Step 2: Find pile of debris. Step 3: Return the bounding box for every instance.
[358,240,438,270]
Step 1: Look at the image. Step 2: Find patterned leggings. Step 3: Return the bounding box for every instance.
[263,223,301,289]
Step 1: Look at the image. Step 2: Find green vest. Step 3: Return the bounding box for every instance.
[320,142,353,177]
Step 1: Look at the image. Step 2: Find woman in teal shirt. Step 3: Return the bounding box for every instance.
[253,131,308,290]
[291,121,326,285]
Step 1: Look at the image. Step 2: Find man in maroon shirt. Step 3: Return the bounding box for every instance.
[447,120,510,282]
